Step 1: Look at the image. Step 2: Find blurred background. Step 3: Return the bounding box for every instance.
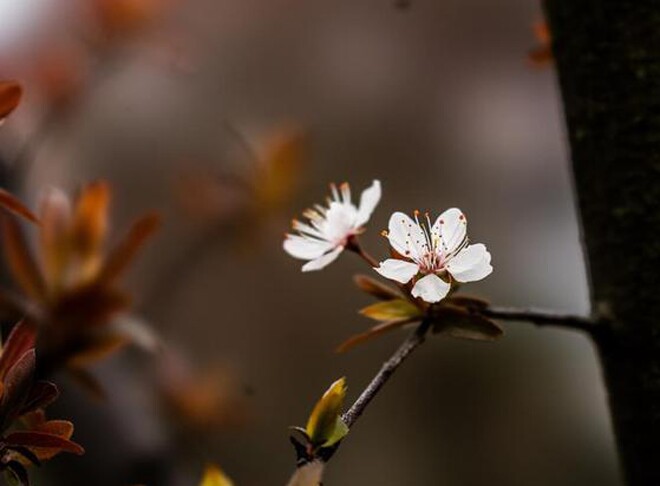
[0,0,622,485]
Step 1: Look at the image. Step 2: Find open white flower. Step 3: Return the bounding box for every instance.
[375,208,492,303]
[284,180,381,272]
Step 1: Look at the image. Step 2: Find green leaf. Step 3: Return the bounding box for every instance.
[199,464,234,486]
[359,299,422,322]
[324,416,349,448]
[305,378,348,447]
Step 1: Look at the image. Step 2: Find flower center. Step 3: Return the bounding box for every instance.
[410,211,468,275]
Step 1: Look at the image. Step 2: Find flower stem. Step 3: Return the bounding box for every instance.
[346,236,379,268]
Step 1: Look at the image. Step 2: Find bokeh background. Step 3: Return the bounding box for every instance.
[0,0,622,485]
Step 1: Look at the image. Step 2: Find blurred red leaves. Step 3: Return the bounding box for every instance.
[528,20,553,68]
[0,81,23,123]
[0,321,83,485]
[158,352,250,433]
[93,0,166,39]
[0,182,160,375]
[177,126,306,232]
[0,190,39,224]
[32,45,89,110]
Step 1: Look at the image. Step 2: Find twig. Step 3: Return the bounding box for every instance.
[287,317,432,486]
[342,317,432,428]
[345,236,379,268]
[482,306,597,333]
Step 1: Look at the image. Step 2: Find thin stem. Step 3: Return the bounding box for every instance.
[342,317,431,428]
[287,317,432,483]
[482,305,597,333]
[346,236,379,268]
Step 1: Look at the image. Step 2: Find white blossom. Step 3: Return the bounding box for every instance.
[284,180,381,272]
[375,208,492,303]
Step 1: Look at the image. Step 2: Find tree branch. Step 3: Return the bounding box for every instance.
[287,317,432,485]
[342,317,431,428]
[544,1,660,484]
[481,306,597,333]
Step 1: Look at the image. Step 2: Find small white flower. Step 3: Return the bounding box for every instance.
[284,180,381,272]
[375,208,492,303]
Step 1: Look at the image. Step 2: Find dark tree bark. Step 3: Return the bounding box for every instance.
[544,1,660,485]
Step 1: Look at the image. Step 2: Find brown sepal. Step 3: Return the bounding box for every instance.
[431,304,503,341]
[445,295,490,311]
[353,274,403,301]
[336,317,418,353]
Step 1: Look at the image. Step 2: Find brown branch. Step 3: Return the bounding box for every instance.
[544,2,660,484]
[481,306,597,333]
[287,317,432,485]
[342,317,432,428]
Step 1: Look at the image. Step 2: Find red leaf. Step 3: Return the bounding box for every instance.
[71,181,110,261]
[23,419,76,461]
[52,284,131,329]
[0,350,35,425]
[98,212,160,284]
[336,318,417,353]
[38,188,73,287]
[5,431,84,455]
[0,80,23,121]
[0,190,39,224]
[34,419,74,438]
[19,381,59,415]
[0,320,36,381]
[1,215,46,299]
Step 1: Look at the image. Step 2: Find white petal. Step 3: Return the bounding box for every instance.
[283,235,332,260]
[446,243,493,282]
[292,219,325,239]
[302,245,344,272]
[322,202,358,241]
[374,258,419,284]
[355,180,381,227]
[411,274,450,303]
[340,182,351,204]
[387,211,426,260]
[433,207,467,255]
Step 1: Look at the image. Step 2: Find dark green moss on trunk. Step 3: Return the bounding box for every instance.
[544,1,660,485]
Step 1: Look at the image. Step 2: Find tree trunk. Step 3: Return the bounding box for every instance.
[543,1,660,485]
